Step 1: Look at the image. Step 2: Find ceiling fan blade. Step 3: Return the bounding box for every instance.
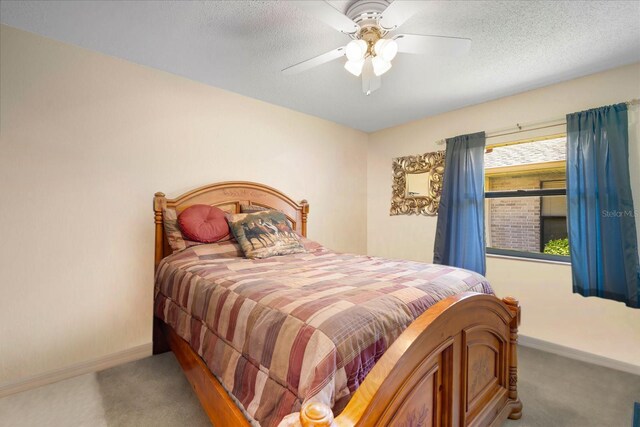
[361,58,381,95]
[394,34,471,56]
[282,47,346,75]
[379,1,429,30]
[292,1,359,34]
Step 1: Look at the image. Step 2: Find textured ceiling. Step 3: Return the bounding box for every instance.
[1,1,639,132]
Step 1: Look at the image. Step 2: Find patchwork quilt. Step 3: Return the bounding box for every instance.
[154,239,493,426]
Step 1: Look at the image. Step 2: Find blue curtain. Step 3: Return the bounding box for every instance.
[433,132,486,275]
[567,103,640,308]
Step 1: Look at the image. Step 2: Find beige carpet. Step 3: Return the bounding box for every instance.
[0,346,638,426]
[506,347,639,427]
[0,353,209,427]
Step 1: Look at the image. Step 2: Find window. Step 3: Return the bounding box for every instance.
[485,136,570,262]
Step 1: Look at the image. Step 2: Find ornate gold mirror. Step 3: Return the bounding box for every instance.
[390,151,446,216]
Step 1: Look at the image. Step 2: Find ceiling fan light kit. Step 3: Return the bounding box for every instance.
[284,0,472,95]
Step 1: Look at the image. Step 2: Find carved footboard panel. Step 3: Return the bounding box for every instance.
[301,293,522,427]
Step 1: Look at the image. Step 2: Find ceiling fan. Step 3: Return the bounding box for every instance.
[283,0,471,95]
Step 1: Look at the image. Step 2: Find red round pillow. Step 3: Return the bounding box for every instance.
[178,204,230,243]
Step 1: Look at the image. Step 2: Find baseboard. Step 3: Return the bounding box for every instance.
[0,342,153,398]
[3,337,637,398]
[519,335,640,376]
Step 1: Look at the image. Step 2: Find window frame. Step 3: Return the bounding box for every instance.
[539,179,568,252]
[484,136,570,263]
[485,189,570,262]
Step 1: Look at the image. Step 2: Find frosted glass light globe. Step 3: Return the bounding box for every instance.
[374,39,398,62]
[344,59,365,76]
[372,56,392,76]
[345,40,367,61]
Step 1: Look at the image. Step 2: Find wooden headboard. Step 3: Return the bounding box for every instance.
[153,181,309,268]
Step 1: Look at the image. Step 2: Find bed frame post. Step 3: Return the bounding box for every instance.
[300,199,309,238]
[503,296,523,420]
[154,192,166,270]
[153,192,170,355]
[300,402,335,427]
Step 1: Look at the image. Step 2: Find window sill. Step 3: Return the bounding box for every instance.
[487,252,571,266]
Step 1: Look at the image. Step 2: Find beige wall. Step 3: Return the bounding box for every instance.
[2,23,639,389]
[368,63,640,368]
[0,25,368,385]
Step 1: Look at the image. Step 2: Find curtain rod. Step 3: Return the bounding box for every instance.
[436,98,639,145]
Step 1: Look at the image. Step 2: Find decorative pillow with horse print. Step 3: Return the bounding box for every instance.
[240,204,294,229]
[227,210,306,259]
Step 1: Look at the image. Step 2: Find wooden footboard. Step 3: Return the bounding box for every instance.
[301,292,522,427]
[156,292,521,427]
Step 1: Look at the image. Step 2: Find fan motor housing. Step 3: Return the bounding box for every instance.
[346,0,389,27]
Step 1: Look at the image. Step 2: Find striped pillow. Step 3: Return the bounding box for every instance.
[162,207,188,252]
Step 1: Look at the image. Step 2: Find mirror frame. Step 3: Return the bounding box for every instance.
[390,150,446,216]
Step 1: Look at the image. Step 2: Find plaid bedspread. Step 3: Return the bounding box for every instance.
[154,239,493,427]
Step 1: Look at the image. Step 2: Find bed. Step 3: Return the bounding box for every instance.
[153,181,522,427]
